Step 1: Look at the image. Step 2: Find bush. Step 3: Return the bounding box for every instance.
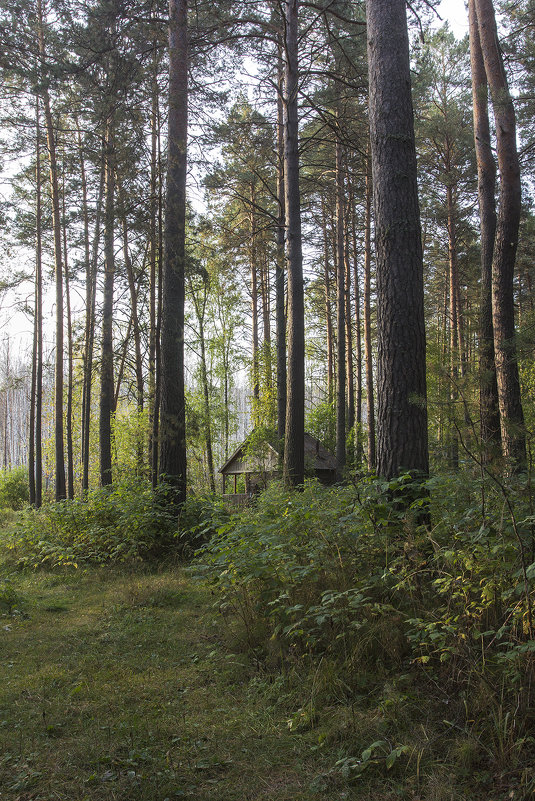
[198,472,535,695]
[7,480,231,569]
[9,479,179,567]
[0,467,29,510]
[196,478,411,665]
[177,494,230,555]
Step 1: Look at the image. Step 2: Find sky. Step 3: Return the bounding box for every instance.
[0,0,472,364]
[438,0,469,37]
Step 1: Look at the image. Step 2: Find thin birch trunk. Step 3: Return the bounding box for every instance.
[282,0,305,487]
[276,45,287,446]
[37,0,66,500]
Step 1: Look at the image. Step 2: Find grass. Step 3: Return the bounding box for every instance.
[1,522,532,801]
[0,557,367,801]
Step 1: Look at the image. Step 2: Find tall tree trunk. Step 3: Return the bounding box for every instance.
[152,124,164,487]
[282,0,305,488]
[367,0,429,480]
[189,278,216,494]
[114,316,133,411]
[159,0,188,503]
[149,10,160,481]
[335,138,346,474]
[118,186,144,419]
[446,181,460,470]
[216,293,232,462]
[81,148,104,494]
[468,0,502,459]
[29,250,37,506]
[117,185,144,475]
[250,191,260,415]
[62,186,74,498]
[99,117,115,486]
[363,154,376,470]
[37,0,66,501]
[260,250,271,347]
[35,98,43,508]
[78,121,91,490]
[260,250,273,407]
[321,197,334,402]
[475,0,525,470]
[345,249,354,431]
[344,228,355,464]
[276,46,287,446]
[351,198,363,465]
[30,98,43,506]
[199,316,215,494]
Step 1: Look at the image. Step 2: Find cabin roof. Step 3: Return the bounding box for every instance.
[219,430,337,475]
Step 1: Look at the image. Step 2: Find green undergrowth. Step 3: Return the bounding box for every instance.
[1,470,535,799]
[0,558,397,801]
[5,480,228,568]
[197,474,535,800]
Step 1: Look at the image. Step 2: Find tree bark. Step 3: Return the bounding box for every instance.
[149,11,160,482]
[250,190,260,414]
[189,276,216,494]
[81,147,104,494]
[62,185,74,499]
[367,0,429,480]
[350,195,363,465]
[117,183,144,477]
[335,137,346,474]
[78,120,91,493]
[99,118,115,486]
[30,97,43,507]
[159,0,188,503]
[37,0,66,501]
[114,316,133,412]
[475,0,525,469]
[446,181,460,470]
[363,153,376,470]
[152,124,164,488]
[321,196,334,402]
[282,0,305,488]
[276,46,287,446]
[345,241,355,453]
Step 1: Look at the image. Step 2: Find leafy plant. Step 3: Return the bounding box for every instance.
[0,467,29,510]
[8,479,178,567]
[0,578,21,614]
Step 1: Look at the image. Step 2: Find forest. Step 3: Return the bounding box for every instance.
[1,0,535,799]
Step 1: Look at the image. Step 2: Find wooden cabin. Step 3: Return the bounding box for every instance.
[219,431,338,506]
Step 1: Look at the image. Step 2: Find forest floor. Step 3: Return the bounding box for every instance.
[1,527,520,801]
[1,552,408,801]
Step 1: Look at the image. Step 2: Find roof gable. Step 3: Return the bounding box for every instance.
[219,430,337,474]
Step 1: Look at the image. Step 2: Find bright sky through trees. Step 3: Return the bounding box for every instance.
[0,0,471,360]
[439,0,469,37]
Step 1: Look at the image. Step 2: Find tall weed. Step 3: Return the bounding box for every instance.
[198,472,535,775]
[7,481,230,568]
[0,467,29,510]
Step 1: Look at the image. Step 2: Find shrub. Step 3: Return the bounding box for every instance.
[196,478,410,665]
[9,479,178,567]
[0,467,29,510]
[7,480,231,569]
[198,472,535,689]
[177,494,230,556]
[195,471,535,793]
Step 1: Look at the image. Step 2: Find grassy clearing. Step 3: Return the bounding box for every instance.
[1,479,534,801]
[0,557,371,801]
